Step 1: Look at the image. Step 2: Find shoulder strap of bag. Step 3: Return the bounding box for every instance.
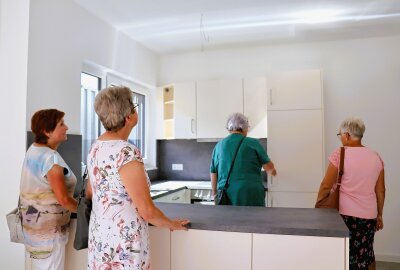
[79,167,89,198]
[17,196,21,213]
[224,136,245,188]
[337,147,345,185]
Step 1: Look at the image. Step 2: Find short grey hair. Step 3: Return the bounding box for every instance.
[339,117,365,139]
[226,113,249,132]
[94,86,135,132]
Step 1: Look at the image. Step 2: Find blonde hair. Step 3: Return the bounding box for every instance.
[339,117,365,139]
[94,86,134,132]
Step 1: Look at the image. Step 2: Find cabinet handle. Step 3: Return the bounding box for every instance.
[172,196,180,201]
[269,89,273,105]
[191,119,195,134]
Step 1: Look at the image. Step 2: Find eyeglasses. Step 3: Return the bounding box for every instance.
[336,132,349,138]
[131,103,139,114]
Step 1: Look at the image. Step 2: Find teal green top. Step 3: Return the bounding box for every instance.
[210,133,271,206]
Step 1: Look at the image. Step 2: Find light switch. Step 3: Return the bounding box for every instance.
[172,164,183,171]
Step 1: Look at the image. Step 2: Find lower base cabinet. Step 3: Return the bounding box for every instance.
[61,221,348,270]
[171,230,252,270]
[149,226,170,270]
[149,228,349,270]
[252,234,348,270]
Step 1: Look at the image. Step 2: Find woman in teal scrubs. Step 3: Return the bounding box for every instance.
[210,113,277,206]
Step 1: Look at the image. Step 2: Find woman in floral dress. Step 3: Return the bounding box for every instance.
[86,86,189,270]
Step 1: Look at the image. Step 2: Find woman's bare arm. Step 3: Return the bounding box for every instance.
[119,160,189,231]
[375,169,385,231]
[47,165,78,213]
[262,161,277,176]
[210,173,217,197]
[315,163,338,205]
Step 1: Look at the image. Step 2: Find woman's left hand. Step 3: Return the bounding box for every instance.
[376,215,384,231]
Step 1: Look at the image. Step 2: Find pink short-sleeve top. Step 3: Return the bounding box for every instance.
[328,146,383,219]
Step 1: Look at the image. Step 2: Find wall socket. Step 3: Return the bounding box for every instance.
[172,163,183,171]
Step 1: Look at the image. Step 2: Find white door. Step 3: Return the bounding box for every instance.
[266,69,322,110]
[267,110,324,192]
[149,227,170,270]
[174,82,196,139]
[171,229,251,270]
[253,234,346,270]
[196,79,243,138]
[243,77,268,138]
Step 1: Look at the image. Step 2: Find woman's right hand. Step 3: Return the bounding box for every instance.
[376,215,384,231]
[169,219,190,231]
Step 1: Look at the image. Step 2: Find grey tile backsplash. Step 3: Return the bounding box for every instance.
[156,138,267,181]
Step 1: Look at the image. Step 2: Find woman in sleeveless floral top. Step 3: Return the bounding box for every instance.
[86,86,189,270]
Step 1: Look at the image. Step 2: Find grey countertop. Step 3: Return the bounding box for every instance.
[155,203,349,238]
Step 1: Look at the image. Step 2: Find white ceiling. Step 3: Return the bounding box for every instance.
[73,0,400,55]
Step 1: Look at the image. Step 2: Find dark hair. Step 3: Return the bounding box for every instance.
[31,109,65,144]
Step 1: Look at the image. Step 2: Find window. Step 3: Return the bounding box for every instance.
[129,91,146,157]
[81,73,101,164]
[107,83,147,158]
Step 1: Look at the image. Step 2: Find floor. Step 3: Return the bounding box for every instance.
[376,261,400,270]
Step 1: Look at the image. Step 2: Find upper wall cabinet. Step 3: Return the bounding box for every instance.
[266,70,322,110]
[243,77,268,138]
[157,82,196,139]
[196,79,243,139]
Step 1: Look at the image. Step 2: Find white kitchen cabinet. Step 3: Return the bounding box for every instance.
[153,188,191,204]
[196,79,243,139]
[156,82,196,139]
[243,77,268,138]
[267,191,317,208]
[149,227,170,270]
[267,109,324,192]
[266,69,322,110]
[252,234,347,270]
[174,82,196,138]
[171,229,252,270]
[64,220,88,270]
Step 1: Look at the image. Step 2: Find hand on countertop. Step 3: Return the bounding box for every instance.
[170,219,191,231]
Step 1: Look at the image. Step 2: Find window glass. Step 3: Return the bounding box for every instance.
[129,91,146,157]
[81,73,100,165]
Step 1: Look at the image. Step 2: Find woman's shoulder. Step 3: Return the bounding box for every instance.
[27,144,57,159]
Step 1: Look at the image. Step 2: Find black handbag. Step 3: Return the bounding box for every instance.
[73,167,92,250]
[215,137,245,205]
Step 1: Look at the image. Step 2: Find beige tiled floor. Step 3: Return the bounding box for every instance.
[376,261,400,270]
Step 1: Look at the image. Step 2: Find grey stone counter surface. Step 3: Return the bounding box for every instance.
[155,203,349,238]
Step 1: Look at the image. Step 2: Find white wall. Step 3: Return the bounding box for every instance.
[0,0,29,268]
[0,0,159,268]
[26,0,159,165]
[159,36,400,261]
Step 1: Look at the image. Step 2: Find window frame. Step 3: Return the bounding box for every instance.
[106,73,150,160]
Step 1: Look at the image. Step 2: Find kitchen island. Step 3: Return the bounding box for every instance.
[63,203,349,270]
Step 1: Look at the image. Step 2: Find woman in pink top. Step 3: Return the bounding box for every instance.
[317,117,385,270]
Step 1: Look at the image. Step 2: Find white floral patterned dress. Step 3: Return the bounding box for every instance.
[87,140,150,270]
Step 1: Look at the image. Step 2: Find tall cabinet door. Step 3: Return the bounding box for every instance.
[243,77,268,138]
[267,109,324,192]
[174,82,196,139]
[196,79,243,139]
[267,69,322,110]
